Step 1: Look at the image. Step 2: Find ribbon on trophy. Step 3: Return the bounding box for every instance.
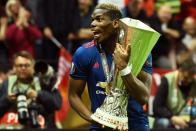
[91,18,161,130]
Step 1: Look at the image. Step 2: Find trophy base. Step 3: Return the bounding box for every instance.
[91,108,128,130]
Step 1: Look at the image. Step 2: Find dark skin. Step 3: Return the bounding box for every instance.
[113,44,152,104]
[68,8,152,125]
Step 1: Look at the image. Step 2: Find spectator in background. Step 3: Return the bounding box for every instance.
[6,7,42,62]
[24,0,38,24]
[23,0,44,61]
[78,0,94,42]
[33,60,63,128]
[0,51,62,129]
[153,49,196,129]
[122,0,149,24]
[0,65,11,85]
[5,0,21,24]
[0,0,9,67]
[0,12,9,69]
[177,17,196,54]
[35,0,81,70]
[70,0,94,53]
[149,5,181,69]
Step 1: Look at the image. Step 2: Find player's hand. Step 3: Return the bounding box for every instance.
[113,43,129,70]
[90,116,108,129]
[115,124,128,131]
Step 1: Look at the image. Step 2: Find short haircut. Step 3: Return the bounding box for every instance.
[13,51,34,65]
[177,50,196,73]
[95,3,122,20]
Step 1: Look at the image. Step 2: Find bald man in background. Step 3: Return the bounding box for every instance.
[182,17,196,50]
[149,5,181,69]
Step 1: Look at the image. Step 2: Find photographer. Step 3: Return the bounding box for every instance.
[0,51,62,129]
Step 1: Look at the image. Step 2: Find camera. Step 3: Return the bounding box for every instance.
[16,92,29,125]
[16,90,40,128]
[28,98,40,128]
[34,61,56,89]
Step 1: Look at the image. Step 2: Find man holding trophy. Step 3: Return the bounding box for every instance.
[69,3,160,131]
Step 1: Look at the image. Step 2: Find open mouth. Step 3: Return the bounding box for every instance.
[92,31,101,39]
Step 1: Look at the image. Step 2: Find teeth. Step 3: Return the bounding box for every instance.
[94,34,99,39]
[93,31,100,39]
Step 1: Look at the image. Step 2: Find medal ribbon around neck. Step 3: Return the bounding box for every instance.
[99,44,115,84]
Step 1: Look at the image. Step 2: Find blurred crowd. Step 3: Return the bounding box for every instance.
[0,0,195,73]
[0,0,196,129]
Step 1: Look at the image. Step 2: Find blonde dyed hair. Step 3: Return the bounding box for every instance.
[6,0,21,17]
[95,3,122,20]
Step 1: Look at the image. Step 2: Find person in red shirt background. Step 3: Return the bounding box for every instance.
[6,6,42,62]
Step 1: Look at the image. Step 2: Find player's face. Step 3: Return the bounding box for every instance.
[91,9,116,43]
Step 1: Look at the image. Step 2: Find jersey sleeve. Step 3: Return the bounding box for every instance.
[70,47,91,80]
[142,54,152,74]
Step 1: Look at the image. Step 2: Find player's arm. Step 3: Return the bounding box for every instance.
[122,70,152,105]
[68,78,93,122]
[113,43,152,105]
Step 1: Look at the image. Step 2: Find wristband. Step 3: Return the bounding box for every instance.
[120,64,132,76]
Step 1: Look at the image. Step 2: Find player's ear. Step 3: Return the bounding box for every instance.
[113,19,119,29]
